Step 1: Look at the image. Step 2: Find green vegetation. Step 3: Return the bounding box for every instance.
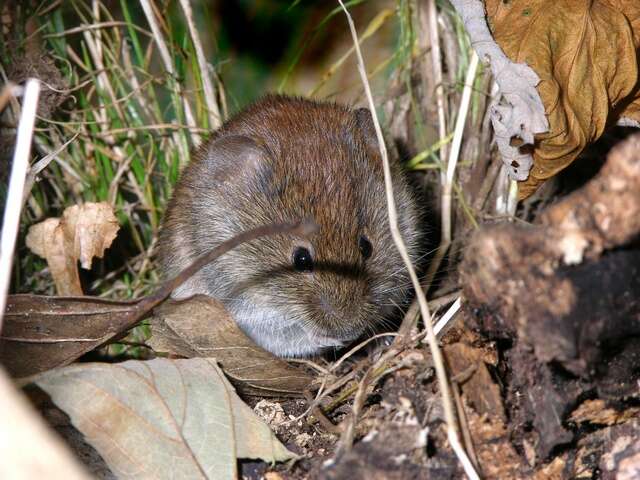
[1,0,485,299]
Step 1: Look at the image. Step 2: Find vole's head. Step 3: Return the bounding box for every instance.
[161,96,420,357]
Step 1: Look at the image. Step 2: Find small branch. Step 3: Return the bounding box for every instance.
[147,220,319,305]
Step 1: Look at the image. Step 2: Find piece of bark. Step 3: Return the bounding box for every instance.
[460,134,640,459]
[574,422,640,480]
[444,342,505,421]
[148,295,314,397]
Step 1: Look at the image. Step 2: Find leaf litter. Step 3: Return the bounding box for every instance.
[31,358,296,480]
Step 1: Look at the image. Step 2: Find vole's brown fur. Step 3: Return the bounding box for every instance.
[158,95,419,357]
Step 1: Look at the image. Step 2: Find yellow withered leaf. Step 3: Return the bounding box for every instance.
[485,0,640,198]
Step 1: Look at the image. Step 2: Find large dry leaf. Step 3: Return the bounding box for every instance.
[0,367,90,479]
[1,295,144,378]
[26,202,119,295]
[485,0,640,198]
[32,358,296,479]
[148,295,314,397]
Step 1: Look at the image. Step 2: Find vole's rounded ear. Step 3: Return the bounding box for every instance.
[354,107,381,152]
[201,135,270,185]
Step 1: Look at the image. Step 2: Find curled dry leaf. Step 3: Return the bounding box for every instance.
[60,202,119,270]
[484,0,640,198]
[148,295,314,397]
[26,202,119,295]
[26,218,79,295]
[31,358,296,480]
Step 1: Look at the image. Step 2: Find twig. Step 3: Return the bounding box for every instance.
[335,4,479,479]
[0,79,40,333]
[178,0,222,129]
[151,220,318,303]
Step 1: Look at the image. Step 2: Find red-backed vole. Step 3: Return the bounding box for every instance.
[158,95,419,357]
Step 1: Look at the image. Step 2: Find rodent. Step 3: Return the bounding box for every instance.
[158,95,420,357]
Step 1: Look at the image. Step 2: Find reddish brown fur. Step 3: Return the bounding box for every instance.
[158,95,419,357]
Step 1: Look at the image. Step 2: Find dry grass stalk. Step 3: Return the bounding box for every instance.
[177,0,222,130]
[0,80,40,332]
[336,2,479,478]
[139,0,199,145]
[427,0,448,184]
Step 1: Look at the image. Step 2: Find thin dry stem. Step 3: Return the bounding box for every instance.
[427,0,448,184]
[23,133,79,207]
[443,52,479,242]
[336,4,478,478]
[178,0,222,129]
[139,0,200,145]
[0,80,40,332]
[424,51,480,288]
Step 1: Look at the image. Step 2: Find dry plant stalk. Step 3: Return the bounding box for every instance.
[425,51,480,289]
[426,0,448,184]
[0,79,40,332]
[177,0,222,129]
[139,0,200,145]
[336,3,479,478]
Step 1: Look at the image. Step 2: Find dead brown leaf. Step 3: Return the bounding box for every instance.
[148,295,314,397]
[32,358,296,480]
[60,202,119,270]
[485,0,640,198]
[1,295,142,378]
[25,202,119,295]
[26,218,79,295]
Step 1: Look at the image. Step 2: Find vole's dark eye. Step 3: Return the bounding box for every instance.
[359,235,373,259]
[293,247,314,272]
